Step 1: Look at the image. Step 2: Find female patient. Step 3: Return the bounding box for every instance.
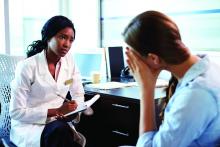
[123,10,220,146]
[9,16,85,147]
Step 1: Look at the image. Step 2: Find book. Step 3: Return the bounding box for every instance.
[47,94,100,123]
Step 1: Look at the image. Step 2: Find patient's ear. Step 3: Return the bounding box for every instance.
[147,53,163,69]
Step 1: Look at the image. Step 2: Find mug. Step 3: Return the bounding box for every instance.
[91,71,101,84]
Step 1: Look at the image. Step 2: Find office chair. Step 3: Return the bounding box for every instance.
[0,54,24,147]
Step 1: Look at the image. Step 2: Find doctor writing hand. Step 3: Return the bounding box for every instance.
[56,100,78,119]
[58,100,78,114]
[47,100,78,120]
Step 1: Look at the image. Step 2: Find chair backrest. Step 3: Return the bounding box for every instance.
[0,54,25,137]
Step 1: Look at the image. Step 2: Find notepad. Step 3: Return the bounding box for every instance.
[85,79,168,90]
[64,94,100,117]
[47,94,100,123]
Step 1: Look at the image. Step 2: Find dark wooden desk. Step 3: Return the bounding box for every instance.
[77,86,166,147]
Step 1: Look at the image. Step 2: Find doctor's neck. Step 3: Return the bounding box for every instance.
[46,49,60,64]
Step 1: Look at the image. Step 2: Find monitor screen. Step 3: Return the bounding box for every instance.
[106,46,125,81]
[73,48,106,80]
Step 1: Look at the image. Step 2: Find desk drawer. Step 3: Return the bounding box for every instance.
[102,127,138,146]
[83,92,140,146]
[111,130,138,146]
[99,96,139,131]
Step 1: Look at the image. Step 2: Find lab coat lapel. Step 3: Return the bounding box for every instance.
[57,57,69,85]
[54,57,70,96]
[37,51,58,91]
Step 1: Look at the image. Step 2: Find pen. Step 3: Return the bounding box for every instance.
[56,93,70,102]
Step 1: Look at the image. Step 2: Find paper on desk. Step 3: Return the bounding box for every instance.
[85,79,168,90]
[86,82,135,90]
[156,79,169,88]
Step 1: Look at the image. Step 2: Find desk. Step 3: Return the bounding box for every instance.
[78,86,166,147]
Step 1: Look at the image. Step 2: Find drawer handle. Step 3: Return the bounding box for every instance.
[112,130,129,137]
[112,104,129,109]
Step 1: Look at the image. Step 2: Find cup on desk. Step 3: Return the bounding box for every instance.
[91,71,101,84]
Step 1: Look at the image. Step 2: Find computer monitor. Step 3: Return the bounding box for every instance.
[73,48,106,81]
[105,46,125,81]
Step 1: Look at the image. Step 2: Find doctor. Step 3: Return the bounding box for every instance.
[9,15,85,147]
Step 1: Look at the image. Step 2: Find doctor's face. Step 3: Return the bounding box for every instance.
[48,27,75,57]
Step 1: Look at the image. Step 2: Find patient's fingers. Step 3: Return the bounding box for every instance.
[125,48,136,73]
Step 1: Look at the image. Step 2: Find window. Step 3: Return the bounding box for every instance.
[0,0,5,54]
[100,0,220,80]
[8,0,60,56]
[101,0,220,52]
[4,0,100,56]
[73,48,106,80]
[68,0,100,50]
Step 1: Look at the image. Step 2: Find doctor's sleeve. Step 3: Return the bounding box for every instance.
[9,61,48,124]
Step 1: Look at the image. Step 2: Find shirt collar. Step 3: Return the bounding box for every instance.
[178,55,209,88]
[38,50,69,75]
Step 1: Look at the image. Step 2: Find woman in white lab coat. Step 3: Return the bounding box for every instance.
[9,16,85,147]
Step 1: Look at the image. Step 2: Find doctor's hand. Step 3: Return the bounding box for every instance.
[56,100,78,118]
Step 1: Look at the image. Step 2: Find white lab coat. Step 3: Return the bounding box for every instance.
[9,51,85,147]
